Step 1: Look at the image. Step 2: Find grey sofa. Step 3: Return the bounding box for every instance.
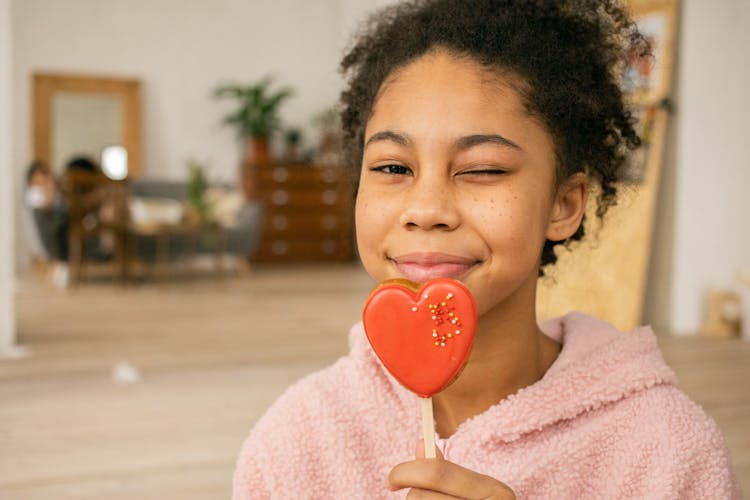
[129,180,263,261]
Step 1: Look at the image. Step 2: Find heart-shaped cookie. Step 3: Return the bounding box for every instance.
[362,278,477,398]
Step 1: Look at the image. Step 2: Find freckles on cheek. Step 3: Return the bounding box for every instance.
[355,198,382,248]
[354,206,368,239]
[494,199,524,243]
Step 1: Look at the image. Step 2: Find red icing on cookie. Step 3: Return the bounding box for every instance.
[362,278,477,398]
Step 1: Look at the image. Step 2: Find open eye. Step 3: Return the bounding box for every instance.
[369,164,413,176]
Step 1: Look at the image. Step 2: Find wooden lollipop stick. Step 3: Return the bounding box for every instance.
[421,396,436,459]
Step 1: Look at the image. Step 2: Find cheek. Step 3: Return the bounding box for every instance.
[354,197,370,248]
[355,192,386,253]
[355,193,394,281]
[474,192,549,253]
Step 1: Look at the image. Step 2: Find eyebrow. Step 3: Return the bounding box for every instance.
[455,134,522,152]
[365,130,410,148]
[364,130,522,152]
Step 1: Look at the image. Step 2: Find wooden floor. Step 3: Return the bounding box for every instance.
[1,264,748,498]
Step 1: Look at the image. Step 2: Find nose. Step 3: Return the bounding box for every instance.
[399,176,460,231]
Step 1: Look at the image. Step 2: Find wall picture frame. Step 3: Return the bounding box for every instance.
[624,0,678,105]
[620,104,657,185]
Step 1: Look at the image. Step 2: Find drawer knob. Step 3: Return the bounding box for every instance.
[272,190,289,206]
[321,239,337,254]
[320,168,338,184]
[272,167,289,182]
[321,190,338,205]
[271,240,289,255]
[272,215,288,231]
[320,215,338,230]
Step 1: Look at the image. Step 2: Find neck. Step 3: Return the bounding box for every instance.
[431,284,561,438]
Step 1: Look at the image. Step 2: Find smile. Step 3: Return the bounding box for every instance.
[390,253,479,283]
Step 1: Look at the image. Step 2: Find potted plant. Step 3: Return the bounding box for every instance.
[214,77,294,165]
[311,105,343,165]
[283,127,303,161]
[186,160,209,220]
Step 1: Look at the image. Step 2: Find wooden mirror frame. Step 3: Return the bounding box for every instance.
[32,72,143,178]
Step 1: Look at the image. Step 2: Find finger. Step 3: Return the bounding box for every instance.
[389,459,514,500]
[415,439,444,460]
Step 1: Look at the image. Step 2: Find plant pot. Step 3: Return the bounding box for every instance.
[244,137,270,165]
[240,162,258,202]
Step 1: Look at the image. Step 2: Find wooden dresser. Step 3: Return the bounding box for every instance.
[251,162,356,262]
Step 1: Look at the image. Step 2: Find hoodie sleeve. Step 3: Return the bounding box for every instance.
[231,389,298,499]
[232,444,271,500]
[664,392,742,499]
[231,352,384,499]
[232,364,347,499]
[672,420,742,498]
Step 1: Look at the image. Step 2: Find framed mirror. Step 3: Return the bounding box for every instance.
[32,72,143,178]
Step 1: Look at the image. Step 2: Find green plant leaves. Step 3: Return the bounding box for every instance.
[214,77,294,138]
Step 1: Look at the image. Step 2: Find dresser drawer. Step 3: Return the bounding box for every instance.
[257,164,348,186]
[262,212,352,236]
[250,162,356,263]
[259,187,348,208]
[253,235,354,262]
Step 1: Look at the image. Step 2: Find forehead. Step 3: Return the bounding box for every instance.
[366,48,550,149]
[382,48,523,95]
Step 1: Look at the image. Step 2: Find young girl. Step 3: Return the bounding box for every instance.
[234,0,740,497]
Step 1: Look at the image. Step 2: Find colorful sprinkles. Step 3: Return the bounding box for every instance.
[426,292,462,347]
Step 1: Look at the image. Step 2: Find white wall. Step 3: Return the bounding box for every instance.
[339,0,400,40]
[1,0,18,354]
[12,0,346,182]
[645,0,750,334]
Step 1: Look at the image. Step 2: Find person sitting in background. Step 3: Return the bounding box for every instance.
[62,154,121,262]
[65,155,100,174]
[25,161,70,288]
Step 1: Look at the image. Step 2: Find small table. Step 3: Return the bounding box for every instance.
[127,217,226,281]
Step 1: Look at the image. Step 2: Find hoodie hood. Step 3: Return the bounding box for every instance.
[350,311,677,444]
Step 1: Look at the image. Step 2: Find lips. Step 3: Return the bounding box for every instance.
[391,252,478,283]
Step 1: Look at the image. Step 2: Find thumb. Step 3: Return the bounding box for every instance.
[415,439,444,460]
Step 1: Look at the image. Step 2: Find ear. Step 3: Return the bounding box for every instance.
[545,172,588,242]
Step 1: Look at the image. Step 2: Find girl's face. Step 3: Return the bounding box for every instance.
[356,49,584,317]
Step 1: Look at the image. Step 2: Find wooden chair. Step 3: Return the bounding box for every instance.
[61,170,130,285]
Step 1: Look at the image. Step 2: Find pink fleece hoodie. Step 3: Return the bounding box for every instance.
[234,313,741,499]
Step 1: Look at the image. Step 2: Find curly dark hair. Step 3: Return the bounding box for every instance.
[339,0,648,272]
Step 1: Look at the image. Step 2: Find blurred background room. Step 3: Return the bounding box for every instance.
[0,0,748,498]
